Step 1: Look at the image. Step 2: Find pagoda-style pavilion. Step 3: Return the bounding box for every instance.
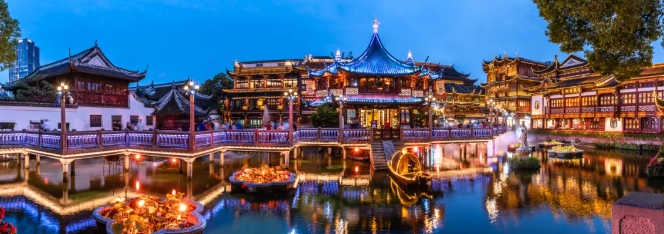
[134,81,212,130]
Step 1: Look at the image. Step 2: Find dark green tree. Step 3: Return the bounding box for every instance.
[200,72,233,115]
[533,0,664,81]
[0,0,20,70]
[14,80,58,102]
[310,104,339,127]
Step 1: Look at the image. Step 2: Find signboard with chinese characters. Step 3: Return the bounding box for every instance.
[435,80,446,94]
[305,80,315,96]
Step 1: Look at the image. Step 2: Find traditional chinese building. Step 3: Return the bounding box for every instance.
[224,59,304,128]
[0,42,155,131]
[223,19,485,129]
[481,54,550,127]
[526,54,664,133]
[133,81,213,130]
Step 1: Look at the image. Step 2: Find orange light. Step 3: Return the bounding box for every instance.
[355,166,359,173]
[172,189,176,195]
[138,199,145,207]
[135,181,140,191]
[171,158,176,163]
[135,154,141,160]
[179,203,187,212]
[413,146,418,152]
[354,148,359,152]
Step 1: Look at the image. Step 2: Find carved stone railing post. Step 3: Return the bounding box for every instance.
[317,127,322,141]
[153,129,158,147]
[254,129,259,144]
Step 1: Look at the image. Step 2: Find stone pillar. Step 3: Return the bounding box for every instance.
[293,147,298,159]
[36,162,40,175]
[209,153,214,163]
[23,154,29,169]
[23,165,29,185]
[187,160,193,180]
[612,192,664,234]
[327,147,332,155]
[342,148,347,159]
[35,154,40,165]
[124,155,130,172]
[61,159,70,182]
[70,160,76,177]
[209,162,214,176]
[219,151,225,165]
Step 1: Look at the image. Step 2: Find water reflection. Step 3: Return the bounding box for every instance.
[0,139,660,233]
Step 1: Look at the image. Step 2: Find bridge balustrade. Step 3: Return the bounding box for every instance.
[0,127,506,154]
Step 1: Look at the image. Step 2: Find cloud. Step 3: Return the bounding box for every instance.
[157,72,167,78]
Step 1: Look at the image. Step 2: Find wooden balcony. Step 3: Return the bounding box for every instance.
[0,127,506,157]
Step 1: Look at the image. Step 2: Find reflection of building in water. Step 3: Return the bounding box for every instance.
[486,152,653,224]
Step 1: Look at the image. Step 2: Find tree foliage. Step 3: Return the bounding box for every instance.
[310,104,339,128]
[200,72,233,114]
[533,0,664,81]
[14,80,57,102]
[0,0,20,70]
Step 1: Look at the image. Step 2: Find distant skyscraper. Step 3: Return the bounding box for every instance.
[8,38,40,82]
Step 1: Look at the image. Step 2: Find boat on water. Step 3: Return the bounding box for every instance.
[349,150,370,161]
[387,151,432,188]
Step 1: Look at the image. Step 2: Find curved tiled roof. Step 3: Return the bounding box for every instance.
[3,43,146,90]
[308,32,419,77]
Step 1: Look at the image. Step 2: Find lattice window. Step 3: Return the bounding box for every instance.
[599,95,615,106]
[90,115,102,127]
[639,92,653,103]
[146,116,154,126]
[625,118,639,130]
[642,118,657,130]
[130,116,139,125]
[621,93,636,104]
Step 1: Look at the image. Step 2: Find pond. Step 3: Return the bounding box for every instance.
[0,137,659,234]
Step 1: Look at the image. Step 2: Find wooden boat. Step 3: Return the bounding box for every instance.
[387,151,431,188]
[389,177,434,206]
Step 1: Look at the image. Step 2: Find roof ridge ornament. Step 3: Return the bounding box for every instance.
[406,49,413,65]
[335,48,341,61]
[373,17,380,33]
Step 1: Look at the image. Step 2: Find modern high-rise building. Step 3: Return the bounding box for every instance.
[8,38,40,82]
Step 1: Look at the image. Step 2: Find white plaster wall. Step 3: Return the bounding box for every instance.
[531,94,543,116]
[605,118,623,132]
[0,93,155,131]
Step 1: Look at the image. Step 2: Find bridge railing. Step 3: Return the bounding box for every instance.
[0,126,504,153]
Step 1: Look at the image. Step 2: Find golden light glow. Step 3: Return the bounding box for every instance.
[354,166,359,173]
[135,181,140,191]
[138,199,145,207]
[172,189,176,195]
[171,158,176,163]
[179,203,187,212]
[135,154,141,160]
[354,148,359,152]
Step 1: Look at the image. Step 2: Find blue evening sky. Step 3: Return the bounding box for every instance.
[5,0,664,85]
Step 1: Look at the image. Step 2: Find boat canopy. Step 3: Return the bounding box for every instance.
[391,152,423,175]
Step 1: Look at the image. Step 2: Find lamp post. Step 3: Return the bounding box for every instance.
[425,94,436,139]
[57,83,69,154]
[183,80,200,151]
[335,94,347,143]
[283,89,297,145]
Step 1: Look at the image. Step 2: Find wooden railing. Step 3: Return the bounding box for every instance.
[0,127,507,154]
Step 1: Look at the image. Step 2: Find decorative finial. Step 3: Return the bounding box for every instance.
[515,52,519,59]
[554,54,558,61]
[373,17,380,33]
[95,40,98,46]
[335,48,341,61]
[504,51,507,58]
[407,49,412,59]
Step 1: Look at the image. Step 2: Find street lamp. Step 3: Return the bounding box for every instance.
[183,80,200,151]
[335,94,347,143]
[57,82,69,154]
[425,94,437,138]
[283,89,297,145]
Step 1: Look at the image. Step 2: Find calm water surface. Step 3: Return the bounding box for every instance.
[0,135,659,234]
